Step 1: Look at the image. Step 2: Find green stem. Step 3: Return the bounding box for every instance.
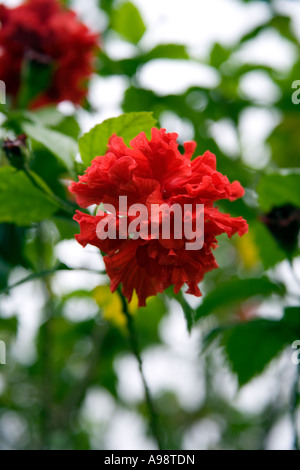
[117,287,163,450]
[59,318,108,426]
[35,223,54,449]
[0,265,106,296]
[22,166,77,216]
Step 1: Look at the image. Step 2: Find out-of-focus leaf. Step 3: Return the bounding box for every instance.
[167,288,195,332]
[210,43,232,68]
[252,221,286,269]
[0,223,28,268]
[218,198,257,223]
[25,108,80,139]
[0,316,18,335]
[99,0,115,14]
[23,122,77,172]
[54,115,80,139]
[195,277,285,320]
[111,2,146,44]
[144,44,189,61]
[269,16,297,43]
[268,114,300,168]
[284,306,300,330]
[0,258,10,290]
[30,107,64,127]
[17,60,53,109]
[79,112,157,167]
[222,319,288,386]
[29,149,68,200]
[52,216,79,240]
[0,166,59,226]
[135,296,166,348]
[97,45,189,78]
[257,172,300,212]
[238,15,296,45]
[217,306,300,386]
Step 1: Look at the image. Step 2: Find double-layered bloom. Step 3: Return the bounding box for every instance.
[0,0,98,108]
[70,128,248,306]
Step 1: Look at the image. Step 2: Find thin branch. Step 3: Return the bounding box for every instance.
[23,166,76,216]
[117,287,163,450]
[60,318,109,422]
[0,265,106,296]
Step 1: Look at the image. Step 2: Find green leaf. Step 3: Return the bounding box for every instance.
[17,59,53,109]
[257,172,300,212]
[269,16,297,44]
[0,316,18,335]
[135,296,167,348]
[79,112,157,167]
[29,106,65,127]
[111,2,146,44]
[268,115,300,169]
[218,306,300,386]
[54,115,80,140]
[195,277,285,321]
[0,166,59,226]
[97,45,189,79]
[203,305,300,386]
[210,43,232,68]
[167,289,195,332]
[222,318,288,386]
[252,221,286,269]
[23,122,77,173]
[283,306,300,331]
[144,44,189,61]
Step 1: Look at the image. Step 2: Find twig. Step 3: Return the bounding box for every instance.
[117,287,163,450]
[0,265,106,295]
[35,223,54,449]
[60,318,108,422]
[23,166,76,215]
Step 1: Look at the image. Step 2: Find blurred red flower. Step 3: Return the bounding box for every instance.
[0,0,98,108]
[70,128,248,307]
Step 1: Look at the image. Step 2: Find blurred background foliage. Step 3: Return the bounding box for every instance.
[0,0,300,450]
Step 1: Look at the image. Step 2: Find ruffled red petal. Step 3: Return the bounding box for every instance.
[71,128,248,306]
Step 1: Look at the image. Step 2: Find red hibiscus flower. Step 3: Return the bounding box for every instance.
[0,0,98,108]
[70,128,248,307]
